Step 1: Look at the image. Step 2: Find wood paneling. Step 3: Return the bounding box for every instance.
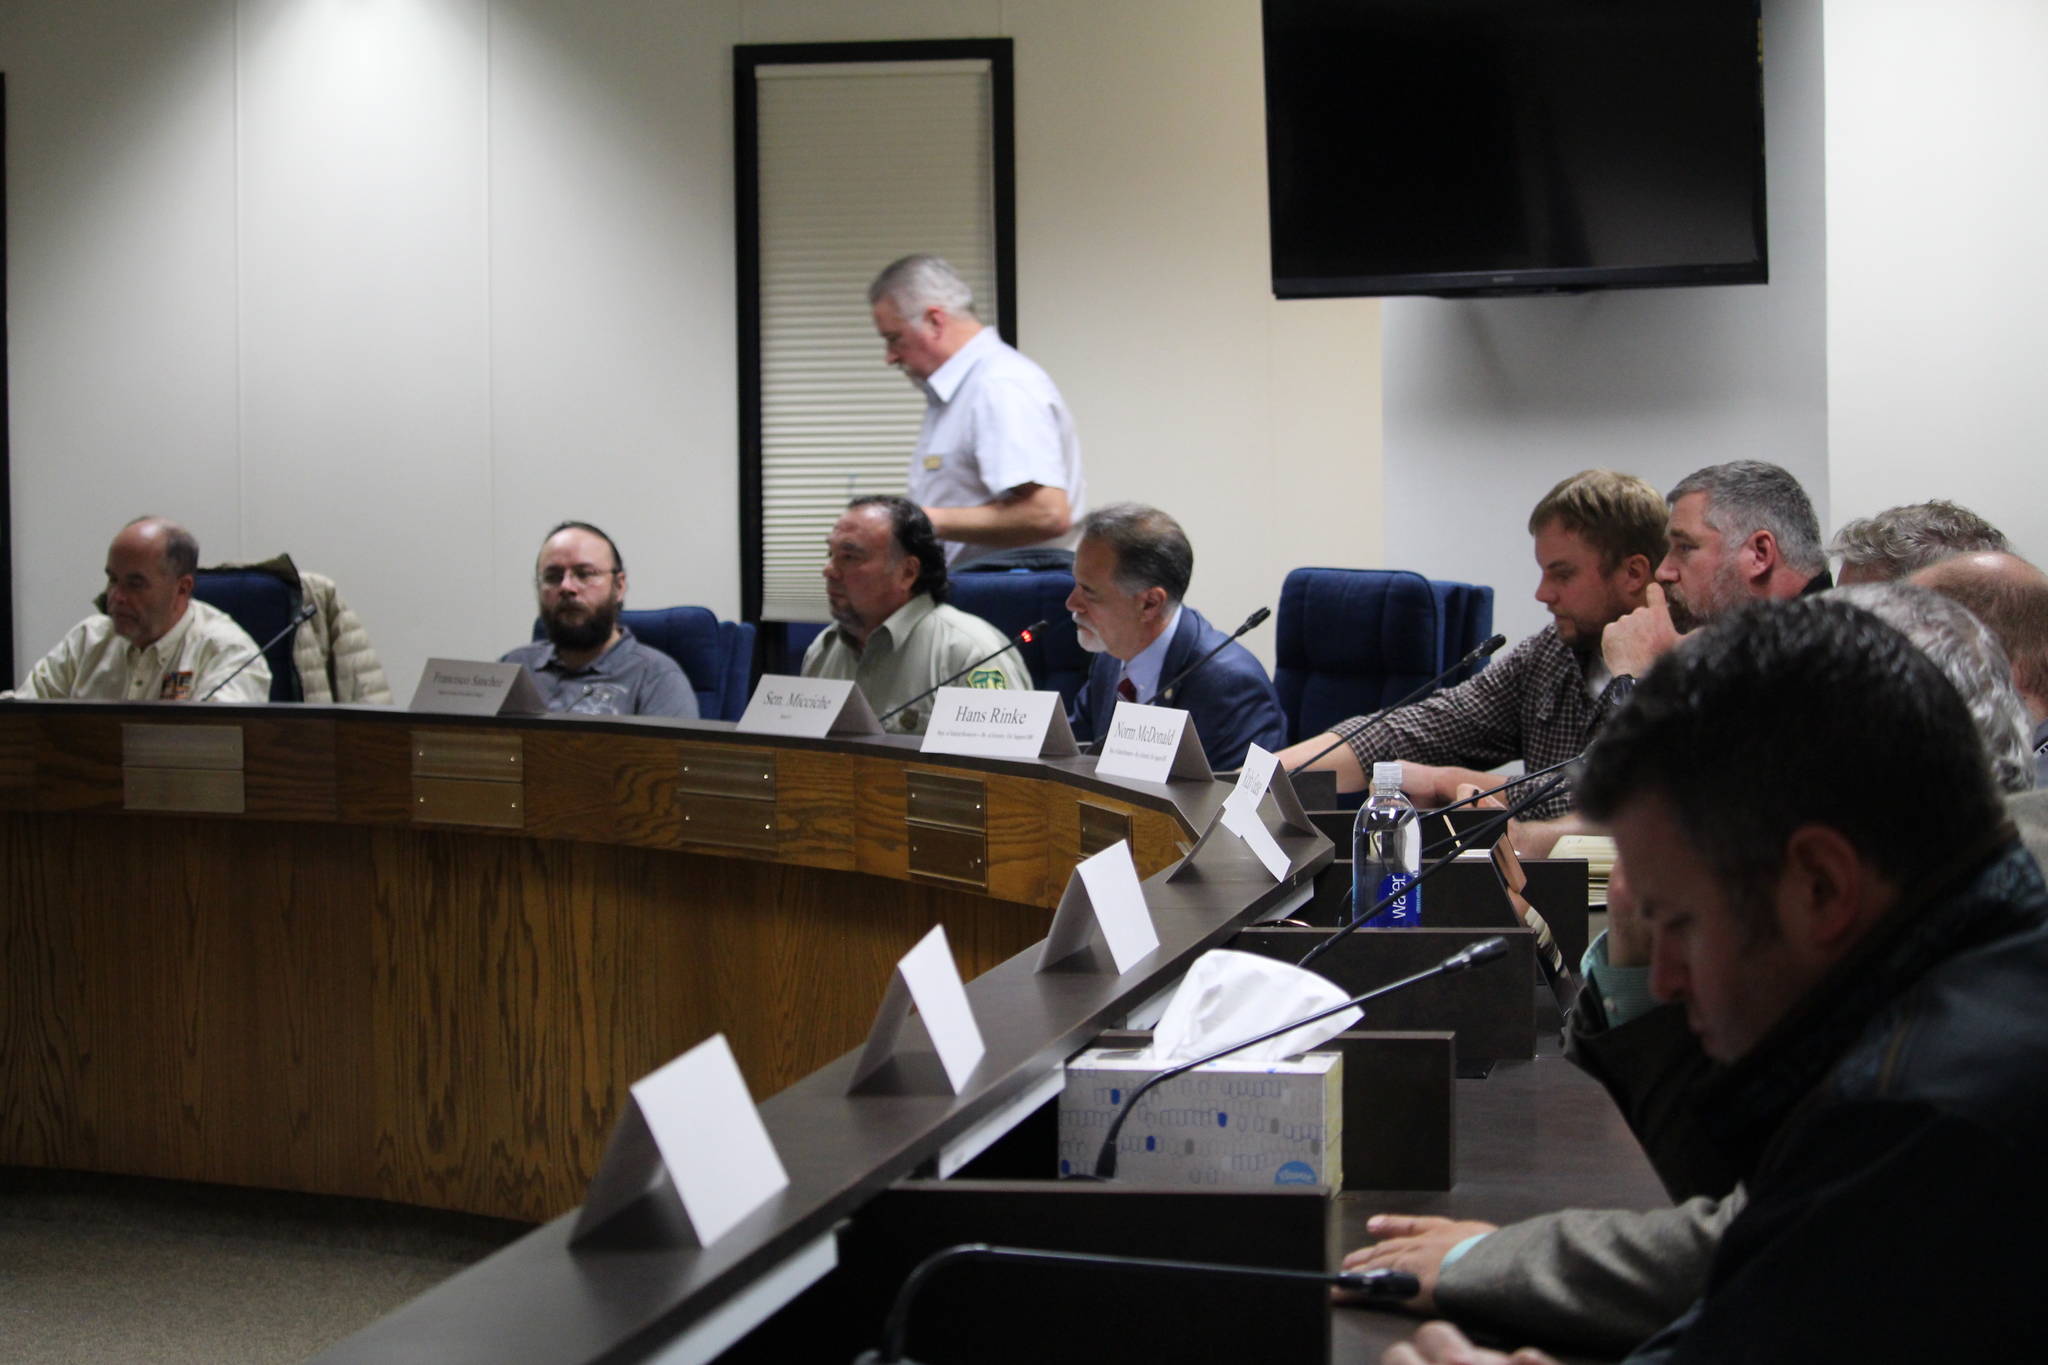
[1,710,1190,1223]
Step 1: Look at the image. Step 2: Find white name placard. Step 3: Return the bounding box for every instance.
[409,658,547,716]
[849,924,987,1094]
[571,1033,789,1249]
[1037,839,1160,974]
[734,675,882,738]
[1092,700,1213,784]
[919,687,1078,760]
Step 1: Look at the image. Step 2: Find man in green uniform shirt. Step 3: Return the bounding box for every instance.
[803,495,1032,734]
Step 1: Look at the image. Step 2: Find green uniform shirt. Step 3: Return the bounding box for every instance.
[802,593,1034,734]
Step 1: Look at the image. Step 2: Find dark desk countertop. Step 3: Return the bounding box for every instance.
[1332,1055,1674,1364]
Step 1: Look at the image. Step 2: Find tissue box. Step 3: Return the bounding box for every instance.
[1057,1048,1343,1188]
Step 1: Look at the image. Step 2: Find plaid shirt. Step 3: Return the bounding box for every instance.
[1335,625,1624,819]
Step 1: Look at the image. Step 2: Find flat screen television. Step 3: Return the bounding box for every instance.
[1263,0,1767,299]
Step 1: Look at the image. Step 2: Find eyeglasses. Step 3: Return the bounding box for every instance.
[538,566,620,588]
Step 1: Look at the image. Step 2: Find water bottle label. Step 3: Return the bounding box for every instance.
[1366,871,1420,928]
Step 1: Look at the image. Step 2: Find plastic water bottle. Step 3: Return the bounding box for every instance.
[1353,762,1422,927]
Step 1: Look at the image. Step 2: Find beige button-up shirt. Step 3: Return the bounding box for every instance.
[8,598,272,703]
[802,592,1032,734]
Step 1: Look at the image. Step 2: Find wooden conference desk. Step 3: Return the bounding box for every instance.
[0,700,1239,1226]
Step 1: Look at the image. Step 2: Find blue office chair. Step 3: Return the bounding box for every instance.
[1273,567,1496,747]
[193,567,306,701]
[945,568,1091,715]
[531,606,755,721]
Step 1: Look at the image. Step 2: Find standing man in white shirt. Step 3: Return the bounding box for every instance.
[6,516,271,703]
[869,254,1086,569]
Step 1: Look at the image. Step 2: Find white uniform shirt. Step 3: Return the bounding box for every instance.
[909,328,1086,566]
[7,598,272,703]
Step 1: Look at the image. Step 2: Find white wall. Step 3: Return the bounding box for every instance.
[1379,0,1830,644]
[1823,1,2048,565]
[5,0,1380,686]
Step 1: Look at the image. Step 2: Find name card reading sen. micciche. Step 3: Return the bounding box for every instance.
[919,687,1078,760]
[734,675,882,738]
[408,658,548,716]
[1093,699,1214,784]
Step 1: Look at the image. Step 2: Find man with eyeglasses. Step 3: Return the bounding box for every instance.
[499,521,696,718]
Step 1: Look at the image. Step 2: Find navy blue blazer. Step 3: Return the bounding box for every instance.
[1075,605,1289,772]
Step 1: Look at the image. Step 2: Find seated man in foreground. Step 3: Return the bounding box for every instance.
[500,521,697,718]
[1377,595,2048,1363]
[8,516,270,703]
[1066,502,1285,771]
[1278,469,1665,820]
[803,495,1031,734]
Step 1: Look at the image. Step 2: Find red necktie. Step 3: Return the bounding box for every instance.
[1117,677,1138,703]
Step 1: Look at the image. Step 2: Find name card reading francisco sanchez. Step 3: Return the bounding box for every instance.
[734,675,882,738]
[920,687,1078,760]
[409,658,547,716]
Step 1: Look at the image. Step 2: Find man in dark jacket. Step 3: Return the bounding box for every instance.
[1066,502,1286,772]
[1381,595,2048,1365]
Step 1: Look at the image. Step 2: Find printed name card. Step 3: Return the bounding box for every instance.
[1092,700,1214,784]
[919,687,1078,759]
[848,924,988,1094]
[1223,743,1316,834]
[409,658,547,716]
[1036,839,1161,974]
[1170,743,1316,883]
[734,675,882,738]
[571,1032,790,1249]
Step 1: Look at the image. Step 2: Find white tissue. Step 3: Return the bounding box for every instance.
[1143,949,1360,1065]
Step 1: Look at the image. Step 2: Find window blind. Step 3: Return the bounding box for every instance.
[753,58,1001,622]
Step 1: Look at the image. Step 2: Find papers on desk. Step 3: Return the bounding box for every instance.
[1550,833,1617,906]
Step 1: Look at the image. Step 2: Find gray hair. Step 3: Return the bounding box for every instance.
[1079,502,1193,604]
[1833,582,2034,793]
[125,515,200,578]
[868,254,977,321]
[1669,461,1826,576]
[1828,500,2007,580]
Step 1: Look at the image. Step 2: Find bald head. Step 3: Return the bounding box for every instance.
[1913,551,2048,721]
[105,517,199,647]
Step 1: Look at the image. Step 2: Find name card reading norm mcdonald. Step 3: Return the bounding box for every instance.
[409,658,547,716]
[1093,699,1214,784]
[734,675,882,738]
[919,687,1078,760]
[1037,839,1160,974]
[571,1032,789,1249]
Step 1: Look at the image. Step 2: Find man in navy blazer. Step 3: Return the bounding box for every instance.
[1066,503,1287,772]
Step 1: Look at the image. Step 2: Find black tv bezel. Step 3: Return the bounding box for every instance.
[1262,0,1769,302]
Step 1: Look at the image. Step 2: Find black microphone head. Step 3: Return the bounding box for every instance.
[1017,618,1050,644]
[1240,605,1272,633]
[1444,935,1510,972]
[1481,633,1507,655]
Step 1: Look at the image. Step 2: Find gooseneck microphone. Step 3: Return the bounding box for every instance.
[198,602,316,702]
[1157,605,1271,706]
[876,619,1049,725]
[853,1242,1421,1363]
[1080,937,1509,1180]
[1285,633,1508,776]
[1295,769,1572,971]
